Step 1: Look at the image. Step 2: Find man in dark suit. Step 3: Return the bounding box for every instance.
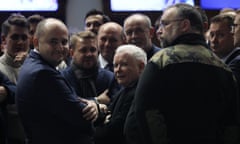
[61,30,121,105]
[226,11,240,91]
[209,14,240,92]
[94,44,147,144]
[16,18,98,144]
[123,13,161,60]
[97,22,125,73]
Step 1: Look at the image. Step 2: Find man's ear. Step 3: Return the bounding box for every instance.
[149,26,155,39]
[69,47,74,57]
[181,19,191,32]
[139,61,146,74]
[33,37,39,50]
[1,35,6,45]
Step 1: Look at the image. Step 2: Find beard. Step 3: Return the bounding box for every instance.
[160,38,171,48]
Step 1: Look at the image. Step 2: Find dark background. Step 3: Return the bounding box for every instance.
[0,0,226,38]
[0,0,67,25]
[102,0,220,26]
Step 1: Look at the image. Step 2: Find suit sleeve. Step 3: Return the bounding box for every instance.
[0,72,16,104]
[228,59,240,87]
[35,70,91,127]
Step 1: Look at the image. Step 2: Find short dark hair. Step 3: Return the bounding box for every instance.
[210,14,234,31]
[84,9,110,23]
[1,13,28,36]
[70,30,96,50]
[27,14,44,24]
[168,3,204,33]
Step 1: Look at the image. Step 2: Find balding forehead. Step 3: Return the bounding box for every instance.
[127,14,145,19]
[36,18,68,37]
[124,14,151,27]
[99,22,122,32]
[125,15,144,23]
[162,7,178,19]
[45,19,66,28]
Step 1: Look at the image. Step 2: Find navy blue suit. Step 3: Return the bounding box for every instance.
[94,81,137,144]
[224,47,240,92]
[146,44,161,60]
[16,50,94,144]
[0,72,16,144]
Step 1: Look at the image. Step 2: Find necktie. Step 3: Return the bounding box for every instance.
[105,63,113,72]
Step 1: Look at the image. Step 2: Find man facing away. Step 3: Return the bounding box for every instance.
[136,3,240,144]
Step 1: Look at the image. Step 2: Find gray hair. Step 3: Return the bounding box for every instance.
[115,44,147,65]
[124,13,152,28]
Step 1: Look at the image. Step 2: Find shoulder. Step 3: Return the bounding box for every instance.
[152,44,162,52]
[151,44,230,71]
[98,68,114,78]
[225,48,240,64]
[61,66,73,76]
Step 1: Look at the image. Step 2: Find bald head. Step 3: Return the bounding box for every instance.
[97,22,125,63]
[123,13,154,52]
[123,13,152,29]
[98,22,124,40]
[35,18,68,39]
[33,18,69,67]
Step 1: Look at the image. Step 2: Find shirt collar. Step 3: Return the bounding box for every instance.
[98,54,109,68]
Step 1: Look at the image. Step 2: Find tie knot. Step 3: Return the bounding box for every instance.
[105,63,113,72]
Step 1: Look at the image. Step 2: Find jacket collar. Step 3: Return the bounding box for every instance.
[171,33,209,49]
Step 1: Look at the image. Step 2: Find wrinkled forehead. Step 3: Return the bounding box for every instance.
[124,19,149,31]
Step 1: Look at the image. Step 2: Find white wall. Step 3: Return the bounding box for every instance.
[66,0,103,34]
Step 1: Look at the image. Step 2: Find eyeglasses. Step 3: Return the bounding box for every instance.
[231,23,240,32]
[233,23,240,27]
[159,19,184,29]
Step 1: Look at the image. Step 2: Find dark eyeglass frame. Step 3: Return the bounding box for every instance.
[233,23,240,27]
[158,19,184,29]
[231,23,240,32]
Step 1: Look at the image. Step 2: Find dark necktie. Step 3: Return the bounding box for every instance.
[105,63,113,72]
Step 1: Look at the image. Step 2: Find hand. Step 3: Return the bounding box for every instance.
[97,89,111,105]
[99,103,108,114]
[14,52,28,65]
[80,98,99,123]
[0,86,7,102]
[104,114,111,124]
